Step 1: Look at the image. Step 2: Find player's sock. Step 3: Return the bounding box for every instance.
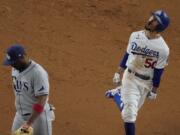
[113,93,124,111]
[124,122,135,135]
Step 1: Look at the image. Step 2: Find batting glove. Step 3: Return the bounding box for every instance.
[147,91,157,100]
[113,72,121,84]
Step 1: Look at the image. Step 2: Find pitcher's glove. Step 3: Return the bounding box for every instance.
[12,126,33,135]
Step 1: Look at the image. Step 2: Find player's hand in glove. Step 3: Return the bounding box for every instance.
[12,122,33,135]
[113,72,121,85]
[147,91,157,100]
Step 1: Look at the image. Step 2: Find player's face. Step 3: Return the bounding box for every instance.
[145,15,159,32]
[11,59,24,70]
[11,55,30,71]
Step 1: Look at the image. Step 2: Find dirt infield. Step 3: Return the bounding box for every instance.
[0,0,180,135]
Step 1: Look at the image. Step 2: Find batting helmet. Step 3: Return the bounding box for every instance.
[152,10,170,32]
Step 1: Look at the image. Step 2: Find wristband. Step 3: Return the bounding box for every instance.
[33,104,44,113]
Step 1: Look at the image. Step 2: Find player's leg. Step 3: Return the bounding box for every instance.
[121,90,140,135]
[11,113,25,132]
[113,92,124,111]
[121,70,141,135]
[33,110,54,135]
[138,87,151,109]
[33,111,52,135]
[121,94,139,135]
[105,86,124,111]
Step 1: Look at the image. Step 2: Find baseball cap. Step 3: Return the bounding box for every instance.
[3,44,25,66]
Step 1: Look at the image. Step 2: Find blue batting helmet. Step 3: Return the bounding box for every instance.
[152,10,170,32]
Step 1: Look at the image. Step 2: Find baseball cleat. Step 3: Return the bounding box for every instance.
[105,86,124,111]
[114,92,124,111]
[105,86,121,98]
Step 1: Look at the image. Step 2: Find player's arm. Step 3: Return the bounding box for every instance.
[152,48,169,93]
[21,69,49,132]
[147,68,164,100]
[113,52,129,85]
[113,32,133,85]
[152,68,164,93]
[117,52,129,75]
[118,52,129,73]
[20,94,48,132]
[148,48,169,99]
[27,94,48,125]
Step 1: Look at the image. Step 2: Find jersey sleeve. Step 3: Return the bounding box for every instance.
[155,48,169,69]
[126,32,135,54]
[33,68,49,96]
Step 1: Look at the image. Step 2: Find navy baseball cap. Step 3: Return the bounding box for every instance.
[3,44,25,66]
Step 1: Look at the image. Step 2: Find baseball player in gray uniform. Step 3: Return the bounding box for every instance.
[3,44,55,135]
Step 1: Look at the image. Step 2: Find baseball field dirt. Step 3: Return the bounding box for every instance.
[0,0,179,135]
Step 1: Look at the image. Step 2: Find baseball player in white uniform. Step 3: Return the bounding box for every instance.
[3,45,55,135]
[105,10,170,135]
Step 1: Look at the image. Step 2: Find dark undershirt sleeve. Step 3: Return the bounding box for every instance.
[153,68,164,87]
[119,52,129,69]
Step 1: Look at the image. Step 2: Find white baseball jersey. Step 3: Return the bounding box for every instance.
[120,30,170,122]
[12,60,50,115]
[126,30,169,78]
